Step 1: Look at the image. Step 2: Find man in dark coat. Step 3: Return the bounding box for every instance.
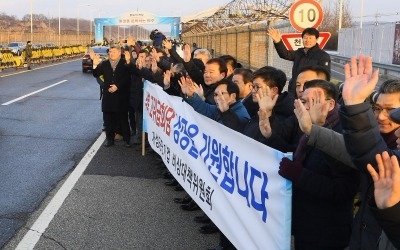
[339,54,400,250]
[267,27,331,95]
[256,65,329,153]
[242,66,295,152]
[277,80,359,249]
[90,44,132,147]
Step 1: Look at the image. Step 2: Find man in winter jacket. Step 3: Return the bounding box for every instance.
[338,54,400,250]
[242,66,295,152]
[181,78,250,133]
[267,80,360,249]
[267,27,330,96]
[257,65,329,153]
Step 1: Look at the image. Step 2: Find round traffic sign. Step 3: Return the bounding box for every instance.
[289,0,324,32]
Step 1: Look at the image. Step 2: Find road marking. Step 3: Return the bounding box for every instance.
[15,132,106,250]
[332,68,344,76]
[0,59,81,78]
[1,80,68,105]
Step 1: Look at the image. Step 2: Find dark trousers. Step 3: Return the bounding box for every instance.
[219,232,236,250]
[103,111,130,143]
[128,106,136,134]
[295,239,345,250]
[26,56,32,69]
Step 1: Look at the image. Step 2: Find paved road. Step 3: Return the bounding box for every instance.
[0,60,103,248]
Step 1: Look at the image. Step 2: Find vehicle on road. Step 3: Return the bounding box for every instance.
[32,43,43,49]
[82,46,109,73]
[7,42,26,55]
[44,43,57,48]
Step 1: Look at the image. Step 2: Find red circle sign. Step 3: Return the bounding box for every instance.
[289,0,324,32]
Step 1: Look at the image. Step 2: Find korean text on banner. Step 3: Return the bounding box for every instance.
[143,81,292,250]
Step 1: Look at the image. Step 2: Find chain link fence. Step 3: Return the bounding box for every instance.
[0,31,92,46]
[182,20,297,79]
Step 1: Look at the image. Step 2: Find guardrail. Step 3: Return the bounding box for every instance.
[0,45,87,71]
[330,54,400,79]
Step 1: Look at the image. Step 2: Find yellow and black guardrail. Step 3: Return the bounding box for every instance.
[0,45,87,71]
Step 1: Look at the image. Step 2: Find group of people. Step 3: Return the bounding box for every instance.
[89,26,400,250]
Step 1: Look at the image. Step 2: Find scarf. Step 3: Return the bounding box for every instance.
[110,57,120,72]
[294,104,340,163]
[381,130,398,150]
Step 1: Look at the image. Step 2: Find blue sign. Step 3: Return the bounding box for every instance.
[94,11,180,42]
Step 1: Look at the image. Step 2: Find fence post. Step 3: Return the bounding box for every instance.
[248,25,251,69]
[235,27,238,61]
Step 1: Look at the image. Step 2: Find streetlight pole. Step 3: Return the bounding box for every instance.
[77,4,90,45]
[30,0,33,41]
[90,9,93,44]
[58,0,61,46]
[339,0,343,30]
[360,0,364,28]
[77,7,79,44]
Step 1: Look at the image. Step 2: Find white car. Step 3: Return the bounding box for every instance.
[7,42,26,56]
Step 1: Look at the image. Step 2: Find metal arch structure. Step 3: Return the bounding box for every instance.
[182,0,293,34]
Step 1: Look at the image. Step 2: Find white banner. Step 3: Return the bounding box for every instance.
[143,82,292,250]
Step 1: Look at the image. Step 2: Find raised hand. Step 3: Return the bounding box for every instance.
[163,39,172,50]
[126,35,136,46]
[124,50,131,63]
[183,44,192,62]
[342,54,380,105]
[89,49,101,66]
[192,82,204,100]
[256,86,278,112]
[151,56,158,73]
[179,76,195,97]
[307,88,330,126]
[267,28,282,43]
[136,56,144,69]
[151,48,160,62]
[258,109,272,138]
[367,151,400,209]
[294,99,313,135]
[163,70,171,89]
[214,90,229,112]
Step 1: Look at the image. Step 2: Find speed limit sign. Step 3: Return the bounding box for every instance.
[289,0,324,32]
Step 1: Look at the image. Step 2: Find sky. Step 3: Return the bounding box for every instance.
[0,0,399,24]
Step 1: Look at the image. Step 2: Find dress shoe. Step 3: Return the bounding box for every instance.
[207,246,224,250]
[133,134,141,145]
[165,179,178,186]
[173,196,192,204]
[163,172,173,179]
[199,223,219,234]
[194,213,211,223]
[174,184,184,191]
[103,140,114,147]
[180,200,200,211]
[114,133,123,141]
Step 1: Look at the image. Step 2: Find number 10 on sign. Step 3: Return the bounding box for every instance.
[289,0,324,32]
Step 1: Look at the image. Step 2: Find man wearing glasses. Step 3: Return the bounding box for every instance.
[241,66,296,152]
[370,79,400,148]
